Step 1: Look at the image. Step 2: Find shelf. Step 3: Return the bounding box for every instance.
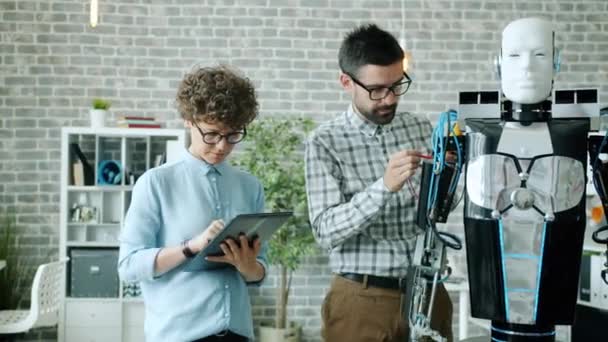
[68,185,134,192]
[583,243,606,254]
[68,223,120,227]
[67,242,119,248]
[65,297,120,303]
[62,126,186,138]
[60,127,186,342]
[64,297,144,303]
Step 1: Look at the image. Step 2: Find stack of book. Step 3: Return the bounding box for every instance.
[117,116,162,128]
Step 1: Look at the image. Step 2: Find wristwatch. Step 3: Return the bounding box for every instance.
[181,239,196,258]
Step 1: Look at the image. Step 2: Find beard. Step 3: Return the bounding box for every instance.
[357,103,398,125]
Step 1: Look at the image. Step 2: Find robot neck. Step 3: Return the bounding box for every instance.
[502,100,552,124]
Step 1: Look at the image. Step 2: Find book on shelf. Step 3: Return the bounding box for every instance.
[119,116,155,121]
[118,118,160,125]
[72,161,84,186]
[117,116,162,128]
[118,122,162,129]
[154,153,166,167]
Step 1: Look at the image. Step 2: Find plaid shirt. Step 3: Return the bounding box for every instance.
[305,105,432,278]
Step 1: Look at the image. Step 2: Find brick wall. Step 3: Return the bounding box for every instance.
[1,0,607,341]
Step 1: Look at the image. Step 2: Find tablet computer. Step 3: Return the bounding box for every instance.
[183,212,293,272]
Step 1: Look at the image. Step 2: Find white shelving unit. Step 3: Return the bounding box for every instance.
[58,127,186,342]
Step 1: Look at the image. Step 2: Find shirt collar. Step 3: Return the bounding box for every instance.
[182,148,226,176]
[347,104,394,137]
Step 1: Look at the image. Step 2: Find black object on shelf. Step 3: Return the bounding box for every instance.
[70,143,94,186]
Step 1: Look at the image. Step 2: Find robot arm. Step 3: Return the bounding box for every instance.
[404,110,464,342]
[416,109,464,249]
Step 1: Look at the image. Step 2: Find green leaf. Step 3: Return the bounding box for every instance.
[92,98,111,110]
[0,210,34,310]
[234,117,317,270]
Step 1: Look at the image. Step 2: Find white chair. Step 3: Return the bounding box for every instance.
[0,258,68,334]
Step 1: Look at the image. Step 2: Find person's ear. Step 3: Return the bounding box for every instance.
[184,120,192,128]
[339,72,353,91]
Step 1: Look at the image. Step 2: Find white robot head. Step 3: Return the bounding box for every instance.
[498,18,560,104]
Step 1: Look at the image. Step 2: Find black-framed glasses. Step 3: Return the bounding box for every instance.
[192,121,246,145]
[346,72,412,100]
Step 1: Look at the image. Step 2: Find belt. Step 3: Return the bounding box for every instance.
[339,273,405,291]
[192,331,248,342]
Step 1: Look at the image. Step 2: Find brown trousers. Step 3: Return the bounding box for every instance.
[321,275,453,342]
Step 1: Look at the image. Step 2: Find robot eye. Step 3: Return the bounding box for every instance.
[508,54,520,57]
[535,53,546,57]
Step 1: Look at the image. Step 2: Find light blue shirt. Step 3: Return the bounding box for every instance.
[118,149,267,342]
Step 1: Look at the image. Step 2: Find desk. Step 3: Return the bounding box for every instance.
[0,259,5,271]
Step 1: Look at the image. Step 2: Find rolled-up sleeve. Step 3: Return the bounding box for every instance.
[118,171,162,282]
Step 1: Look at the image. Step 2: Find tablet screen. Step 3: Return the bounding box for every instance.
[183,212,293,272]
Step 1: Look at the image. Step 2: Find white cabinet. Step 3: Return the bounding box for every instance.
[66,327,122,342]
[123,301,146,341]
[59,127,187,342]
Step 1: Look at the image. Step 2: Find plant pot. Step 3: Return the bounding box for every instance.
[259,322,301,342]
[89,109,107,128]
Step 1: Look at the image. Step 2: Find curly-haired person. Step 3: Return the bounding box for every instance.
[119,66,267,342]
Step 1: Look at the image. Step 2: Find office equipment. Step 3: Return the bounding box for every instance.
[184,212,292,271]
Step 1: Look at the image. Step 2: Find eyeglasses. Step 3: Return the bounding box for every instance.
[346,72,412,100]
[192,121,246,145]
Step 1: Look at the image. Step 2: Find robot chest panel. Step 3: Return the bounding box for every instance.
[466,123,586,216]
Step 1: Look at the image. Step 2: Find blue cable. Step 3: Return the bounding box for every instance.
[426,113,444,212]
[427,110,461,213]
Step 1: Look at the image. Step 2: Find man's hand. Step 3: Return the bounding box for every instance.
[383,150,422,192]
[206,235,265,282]
[189,219,225,254]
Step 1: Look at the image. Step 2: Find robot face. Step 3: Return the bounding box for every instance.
[500,18,555,104]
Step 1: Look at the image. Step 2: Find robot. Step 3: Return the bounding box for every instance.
[404,17,608,342]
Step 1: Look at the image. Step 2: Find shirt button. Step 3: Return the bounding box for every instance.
[216,206,221,210]
[225,285,229,289]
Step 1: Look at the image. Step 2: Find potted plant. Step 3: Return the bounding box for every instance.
[90,98,111,128]
[0,210,33,310]
[233,118,316,342]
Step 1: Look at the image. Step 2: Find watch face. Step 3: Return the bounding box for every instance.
[182,240,196,258]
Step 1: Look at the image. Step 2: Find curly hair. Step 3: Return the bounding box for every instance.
[176,66,258,129]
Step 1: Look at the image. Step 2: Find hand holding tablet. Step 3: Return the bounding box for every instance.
[183,212,293,271]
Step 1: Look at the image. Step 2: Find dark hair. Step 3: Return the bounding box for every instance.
[338,24,404,77]
[176,65,258,129]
